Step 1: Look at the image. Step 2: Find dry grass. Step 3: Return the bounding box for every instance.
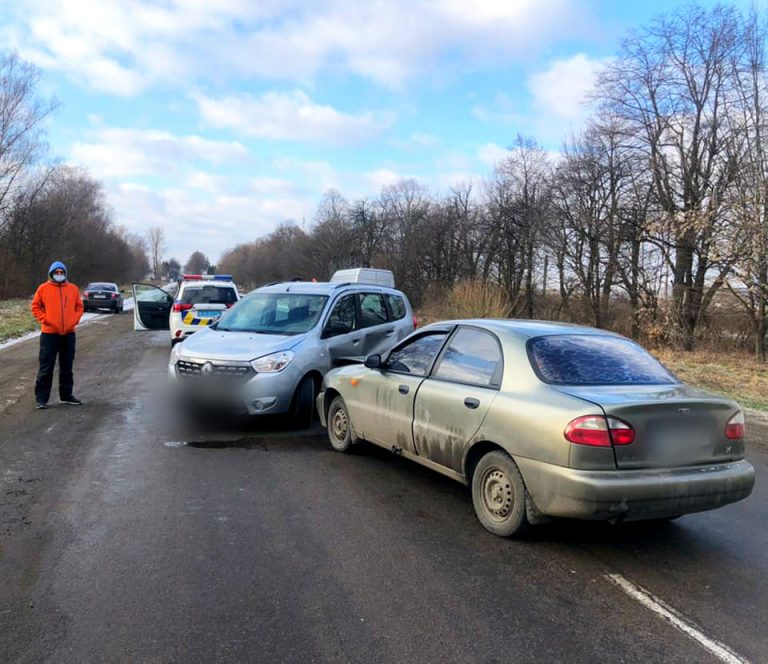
[420,280,512,323]
[418,283,768,413]
[0,299,38,343]
[652,349,768,411]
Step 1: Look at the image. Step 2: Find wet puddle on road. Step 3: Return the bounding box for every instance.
[163,433,325,451]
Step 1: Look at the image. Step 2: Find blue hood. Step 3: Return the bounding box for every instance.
[48,261,67,279]
[179,328,306,362]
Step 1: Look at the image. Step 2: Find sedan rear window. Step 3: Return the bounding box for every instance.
[528,335,678,386]
[87,283,116,291]
[181,285,237,305]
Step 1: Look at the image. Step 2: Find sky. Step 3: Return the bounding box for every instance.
[0,0,750,265]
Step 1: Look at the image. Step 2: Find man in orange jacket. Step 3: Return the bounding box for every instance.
[31,261,84,409]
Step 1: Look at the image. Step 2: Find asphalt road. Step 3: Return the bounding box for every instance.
[1,314,766,663]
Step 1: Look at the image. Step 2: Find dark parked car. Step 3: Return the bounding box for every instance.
[83,282,125,313]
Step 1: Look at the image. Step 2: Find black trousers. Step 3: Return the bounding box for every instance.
[35,332,76,403]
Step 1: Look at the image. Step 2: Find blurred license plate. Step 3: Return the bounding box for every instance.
[197,310,221,318]
[94,294,107,299]
[652,422,711,454]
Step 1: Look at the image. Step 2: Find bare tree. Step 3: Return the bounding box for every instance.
[487,135,551,317]
[727,6,768,360]
[597,5,743,349]
[0,54,58,221]
[147,227,166,281]
[184,251,209,274]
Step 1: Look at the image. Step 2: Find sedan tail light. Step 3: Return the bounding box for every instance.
[413,315,419,329]
[564,415,636,447]
[172,303,193,312]
[111,292,119,299]
[725,411,745,440]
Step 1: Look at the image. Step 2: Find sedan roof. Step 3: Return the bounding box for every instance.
[425,318,622,340]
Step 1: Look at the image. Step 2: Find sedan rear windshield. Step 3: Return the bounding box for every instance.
[86,283,116,291]
[216,293,328,335]
[181,285,237,305]
[528,335,678,386]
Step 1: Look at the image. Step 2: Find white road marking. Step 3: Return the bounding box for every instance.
[606,574,750,664]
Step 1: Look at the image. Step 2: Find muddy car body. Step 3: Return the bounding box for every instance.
[317,320,755,536]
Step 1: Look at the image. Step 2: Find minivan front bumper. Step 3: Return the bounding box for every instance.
[168,358,301,415]
[515,457,755,521]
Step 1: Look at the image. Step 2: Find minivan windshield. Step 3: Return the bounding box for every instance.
[216,293,328,335]
[528,335,678,386]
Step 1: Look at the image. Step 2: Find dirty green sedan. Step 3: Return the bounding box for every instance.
[316,320,755,537]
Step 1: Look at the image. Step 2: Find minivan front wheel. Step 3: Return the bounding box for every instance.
[290,375,316,429]
[472,451,529,537]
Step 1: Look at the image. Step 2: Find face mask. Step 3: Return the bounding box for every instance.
[53,274,66,283]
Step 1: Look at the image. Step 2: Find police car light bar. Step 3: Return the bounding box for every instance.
[179,274,233,281]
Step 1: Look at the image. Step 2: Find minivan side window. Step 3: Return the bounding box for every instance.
[358,293,388,329]
[386,294,406,320]
[433,328,503,388]
[384,332,448,376]
[324,294,356,336]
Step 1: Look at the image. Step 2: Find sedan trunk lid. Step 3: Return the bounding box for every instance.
[554,385,744,469]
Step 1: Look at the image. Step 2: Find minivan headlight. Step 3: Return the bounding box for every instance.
[250,350,294,373]
[170,342,182,364]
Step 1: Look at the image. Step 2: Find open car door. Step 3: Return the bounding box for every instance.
[132,283,173,330]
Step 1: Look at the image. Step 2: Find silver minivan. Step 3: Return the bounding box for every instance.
[133,278,415,425]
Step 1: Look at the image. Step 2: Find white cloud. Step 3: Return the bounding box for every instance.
[69,127,249,178]
[477,142,509,168]
[528,53,605,122]
[365,168,405,191]
[5,0,588,93]
[105,179,314,261]
[473,54,609,147]
[194,90,393,145]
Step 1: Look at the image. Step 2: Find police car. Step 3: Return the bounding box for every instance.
[132,275,240,345]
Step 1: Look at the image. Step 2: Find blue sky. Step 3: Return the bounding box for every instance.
[0,0,749,264]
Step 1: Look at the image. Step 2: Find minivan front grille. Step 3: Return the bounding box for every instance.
[176,359,254,381]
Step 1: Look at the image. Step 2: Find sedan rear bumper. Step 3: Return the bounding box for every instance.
[84,298,119,308]
[516,457,755,521]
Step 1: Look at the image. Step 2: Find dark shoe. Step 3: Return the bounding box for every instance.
[60,396,83,406]
[36,402,47,410]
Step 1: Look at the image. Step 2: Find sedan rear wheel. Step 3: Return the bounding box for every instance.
[472,451,529,537]
[327,396,353,453]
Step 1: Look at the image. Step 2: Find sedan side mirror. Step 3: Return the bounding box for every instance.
[364,354,382,369]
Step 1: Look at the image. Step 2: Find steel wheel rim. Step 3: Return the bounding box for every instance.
[331,406,348,444]
[481,467,513,522]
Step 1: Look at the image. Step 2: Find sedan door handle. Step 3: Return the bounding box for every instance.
[352,338,360,344]
[384,328,395,335]
[464,397,480,409]
[398,384,410,395]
